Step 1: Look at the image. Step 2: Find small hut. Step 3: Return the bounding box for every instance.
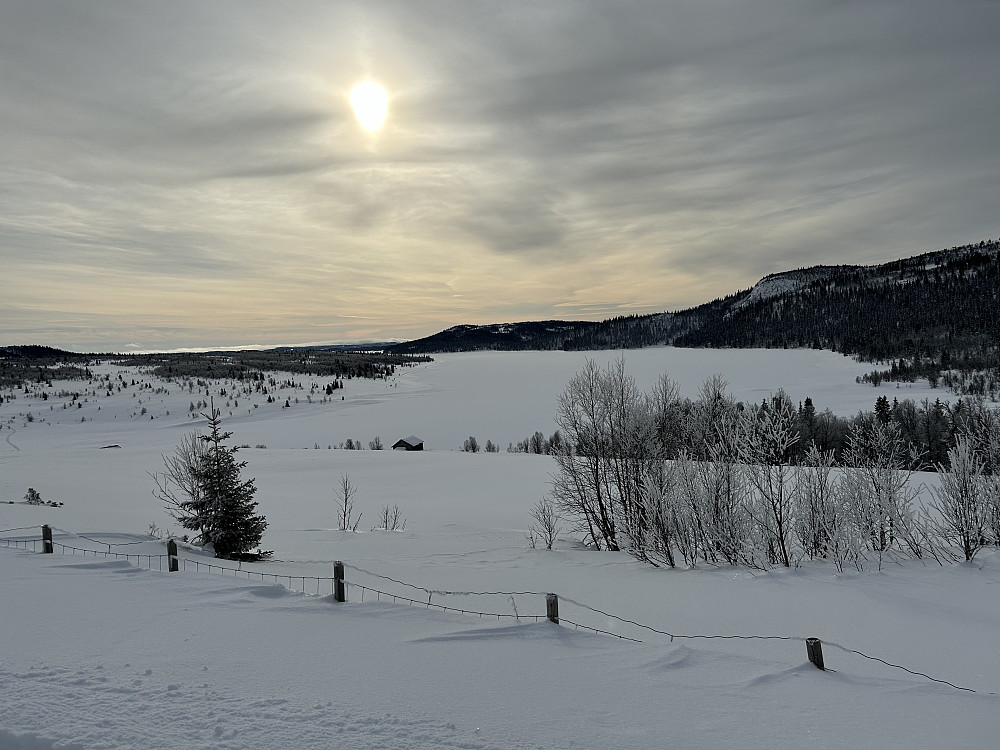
[392,435,424,451]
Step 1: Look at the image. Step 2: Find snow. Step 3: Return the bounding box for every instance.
[2,348,998,749]
[735,273,808,307]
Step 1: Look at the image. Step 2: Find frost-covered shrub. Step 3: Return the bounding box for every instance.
[527,497,562,550]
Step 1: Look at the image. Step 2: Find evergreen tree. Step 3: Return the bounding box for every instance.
[177,404,267,558]
[874,395,892,424]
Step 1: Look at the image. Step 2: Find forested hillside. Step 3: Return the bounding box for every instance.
[390,239,1000,395]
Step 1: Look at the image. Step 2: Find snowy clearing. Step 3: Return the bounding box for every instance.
[2,348,997,749]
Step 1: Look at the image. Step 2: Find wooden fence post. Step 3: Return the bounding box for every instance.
[41,524,53,554]
[333,561,346,603]
[806,638,825,670]
[167,539,179,572]
[546,593,559,624]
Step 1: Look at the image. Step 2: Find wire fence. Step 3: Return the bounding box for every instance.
[346,580,545,622]
[1,534,169,569]
[180,557,335,595]
[2,524,994,696]
[1,537,39,551]
[50,526,149,549]
[51,542,169,570]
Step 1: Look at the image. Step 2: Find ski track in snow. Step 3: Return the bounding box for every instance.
[0,662,515,750]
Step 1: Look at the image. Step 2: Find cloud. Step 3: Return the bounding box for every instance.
[2,1,999,350]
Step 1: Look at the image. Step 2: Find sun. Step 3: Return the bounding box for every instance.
[350,81,388,131]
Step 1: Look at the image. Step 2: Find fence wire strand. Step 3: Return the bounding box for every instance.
[51,527,148,547]
[559,618,643,642]
[559,595,988,694]
[3,526,995,695]
[344,563,548,598]
[345,579,541,621]
[560,595,806,642]
[824,641,987,694]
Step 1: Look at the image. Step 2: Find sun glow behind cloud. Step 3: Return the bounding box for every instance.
[350,81,388,131]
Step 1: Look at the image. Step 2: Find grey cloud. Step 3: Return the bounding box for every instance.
[373,1,1000,273]
[456,192,566,254]
[2,1,999,349]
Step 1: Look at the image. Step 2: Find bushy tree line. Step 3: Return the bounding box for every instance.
[461,436,500,452]
[134,349,431,382]
[548,359,1000,569]
[508,430,563,455]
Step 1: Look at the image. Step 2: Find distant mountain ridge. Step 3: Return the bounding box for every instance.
[388,238,1000,392]
[384,320,605,353]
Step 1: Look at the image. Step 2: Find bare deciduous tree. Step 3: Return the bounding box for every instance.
[544,359,1000,570]
[552,359,618,550]
[961,406,1000,544]
[375,503,406,532]
[150,431,209,537]
[794,447,842,563]
[527,497,562,550]
[841,416,925,568]
[930,437,989,561]
[740,393,800,568]
[336,473,362,532]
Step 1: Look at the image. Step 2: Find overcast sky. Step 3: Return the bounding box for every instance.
[2,0,998,352]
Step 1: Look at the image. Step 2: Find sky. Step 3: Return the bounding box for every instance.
[2,0,999,353]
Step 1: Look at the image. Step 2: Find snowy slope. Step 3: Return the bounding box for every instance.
[2,349,998,749]
[733,266,844,309]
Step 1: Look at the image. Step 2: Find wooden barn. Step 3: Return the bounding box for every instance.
[392,435,424,451]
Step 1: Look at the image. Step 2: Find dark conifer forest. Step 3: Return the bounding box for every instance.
[390,239,1000,398]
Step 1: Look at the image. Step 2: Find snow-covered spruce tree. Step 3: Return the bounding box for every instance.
[166,405,267,559]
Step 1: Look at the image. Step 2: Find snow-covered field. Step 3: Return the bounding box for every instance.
[2,348,997,749]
